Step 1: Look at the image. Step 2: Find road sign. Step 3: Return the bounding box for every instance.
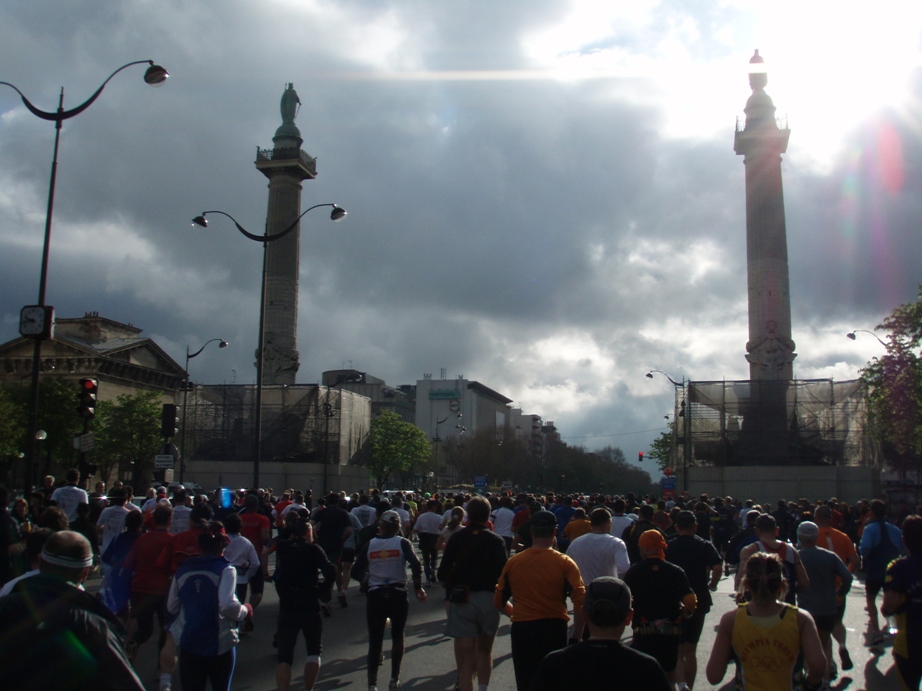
[79,432,94,452]
[155,454,175,469]
[473,475,487,495]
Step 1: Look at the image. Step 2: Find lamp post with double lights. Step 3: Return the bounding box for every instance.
[2,60,169,491]
[192,203,347,489]
[646,370,688,491]
[181,338,228,483]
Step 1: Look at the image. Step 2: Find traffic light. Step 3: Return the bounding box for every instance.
[161,404,180,438]
[638,451,644,463]
[77,378,98,419]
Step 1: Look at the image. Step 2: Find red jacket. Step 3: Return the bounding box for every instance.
[125,528,174,595]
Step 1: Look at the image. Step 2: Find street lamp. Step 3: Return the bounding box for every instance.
[191,203,347,489]
[432,413,462,488]
[181,338,228,483]
[646,369,688,491]
[846,330,888,347]
[2,60,168,492]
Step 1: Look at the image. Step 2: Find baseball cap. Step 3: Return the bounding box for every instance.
[584,576,632,617]
[797,521,819,541]
[531,510,557,528]
[380,510,401,526]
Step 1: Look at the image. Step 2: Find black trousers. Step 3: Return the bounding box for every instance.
[178,647,235,691]
[366,587,409,686]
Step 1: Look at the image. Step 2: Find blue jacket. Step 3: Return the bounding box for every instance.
[168,555,248,656]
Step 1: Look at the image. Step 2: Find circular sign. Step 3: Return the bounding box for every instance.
[663,467,674,476]
[449,400,461,412]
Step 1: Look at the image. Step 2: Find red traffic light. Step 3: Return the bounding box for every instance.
[638,451,644,462]
[77,378,98,419]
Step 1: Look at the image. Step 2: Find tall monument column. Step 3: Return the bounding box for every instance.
[734,51,795,464]
[735,50,796,380]
[255,83,317,385]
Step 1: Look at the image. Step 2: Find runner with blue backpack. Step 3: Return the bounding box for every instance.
[858,499,904,644]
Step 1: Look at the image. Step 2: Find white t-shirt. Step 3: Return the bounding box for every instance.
[610,514,634,540]
[413,511,442,536]
[171,505,192,534]
[50,485,89,523]
[490,507,516,538]
[96,505,130,554]
[566,532,631,584]
[351,504,378,528]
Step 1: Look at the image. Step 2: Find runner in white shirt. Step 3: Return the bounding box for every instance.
[50,469,89,523]
[96,490,131,556]
[169,488,192,534]
[490,495,517,554]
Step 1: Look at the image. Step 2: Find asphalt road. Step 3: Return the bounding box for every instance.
[123,555,903,690]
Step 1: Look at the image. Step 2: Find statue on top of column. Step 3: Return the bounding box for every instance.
[280,83,301,124]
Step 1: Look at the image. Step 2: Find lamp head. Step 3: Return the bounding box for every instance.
[144,63,169,86]
[219,340,229,349]
[645,372,654,379]
[192,215,208,228]
[846,332,857,341]
[330,206,347,221]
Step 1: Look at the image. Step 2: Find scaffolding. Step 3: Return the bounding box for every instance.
[674,379,876,468]
[179,384,370,466]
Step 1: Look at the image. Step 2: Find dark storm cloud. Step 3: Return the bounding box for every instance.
[2,1,921,468]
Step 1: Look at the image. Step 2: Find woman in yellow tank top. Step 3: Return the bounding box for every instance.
[706,552,826,690]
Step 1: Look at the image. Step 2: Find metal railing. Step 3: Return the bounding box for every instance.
[256,147,317,175]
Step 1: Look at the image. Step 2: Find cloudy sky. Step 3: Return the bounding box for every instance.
[2,1,921,475]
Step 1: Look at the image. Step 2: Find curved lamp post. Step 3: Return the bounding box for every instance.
[646,369,688,491]
[1,60,168,492]
[846,329,887,347]
[192,203,347,489]
[181,338,228,483]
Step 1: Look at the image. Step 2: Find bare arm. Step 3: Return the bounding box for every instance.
[706,609,735,685]
[797,609,826,686]
[880,590,905,617]
[793,551,810,593]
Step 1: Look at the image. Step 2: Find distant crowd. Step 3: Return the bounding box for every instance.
[0,476,920,691]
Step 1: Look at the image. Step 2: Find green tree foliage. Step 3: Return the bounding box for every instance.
[860,284,922,467]
[648,423,675,473]
[368,410,431,488]
[5,379,83,477]
[0,387,26,458]
[94,390,163,486]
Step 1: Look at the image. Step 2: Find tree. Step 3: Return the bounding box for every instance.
[368,411,431,489]
[860,284,922,473]
[94,390,163,486]
[648,423,675,474]
[0,387,26,459]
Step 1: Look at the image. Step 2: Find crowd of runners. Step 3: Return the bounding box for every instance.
[0,476,920,691]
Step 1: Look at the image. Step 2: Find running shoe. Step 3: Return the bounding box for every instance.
[840,646,853,670]
[339,592,348,608]
[388,680,402,690]
[321,602,333,617]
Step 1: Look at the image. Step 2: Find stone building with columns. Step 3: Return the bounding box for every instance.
[0,312,185,401]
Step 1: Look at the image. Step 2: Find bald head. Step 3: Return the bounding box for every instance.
[40,530,93,583]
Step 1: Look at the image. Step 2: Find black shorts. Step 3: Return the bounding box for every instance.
[632,634,679,673]
[249,569,265,597]
[679,609,707,645]
[865,579,884,598]
[812,614,836,633]
[341,548,355,563]
[276,606,323,665]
